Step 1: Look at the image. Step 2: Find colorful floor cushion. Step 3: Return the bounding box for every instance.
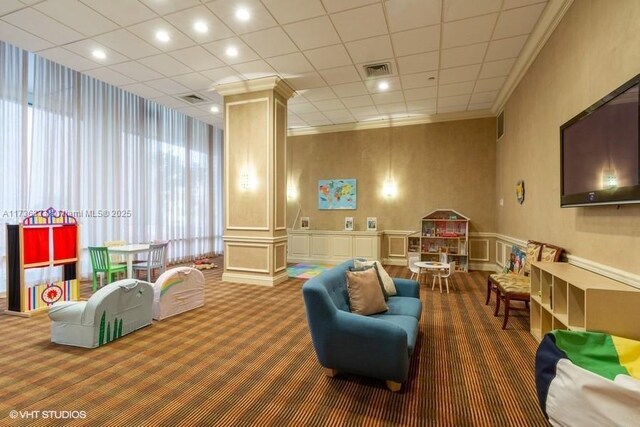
[536,330,640,426]
[287,263,333,279]
[153,267,205,320]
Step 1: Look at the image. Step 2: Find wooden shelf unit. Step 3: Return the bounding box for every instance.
[530,261,640,342]
[419,209,469,272]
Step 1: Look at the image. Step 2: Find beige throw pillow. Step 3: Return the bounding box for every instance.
[345,268,388,315]
[354,259,397,296]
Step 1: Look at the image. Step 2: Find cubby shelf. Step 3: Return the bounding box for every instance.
[530,261,640,342]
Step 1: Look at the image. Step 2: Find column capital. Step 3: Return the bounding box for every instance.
[216,76,296,100]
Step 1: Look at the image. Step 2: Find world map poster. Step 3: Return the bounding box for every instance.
[318,179,357,210]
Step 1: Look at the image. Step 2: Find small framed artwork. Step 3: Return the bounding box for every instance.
[344,217,354,231]
[300,217,310,230]
[366,217,377,231]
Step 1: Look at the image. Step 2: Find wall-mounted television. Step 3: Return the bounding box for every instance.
[560,74,640,207]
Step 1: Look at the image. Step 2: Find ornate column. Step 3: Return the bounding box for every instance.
[217,77,295,286]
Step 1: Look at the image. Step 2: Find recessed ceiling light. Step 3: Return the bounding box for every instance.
[155,30,170,43]
[235,8,250,21]
[225,46,239,57]
[378,81,389,91]
[194,21,208,33]
[92,49,106,60]
[210,106,220,113]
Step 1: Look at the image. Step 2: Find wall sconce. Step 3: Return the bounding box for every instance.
[239,167,257,191]
[287,183,298,201]
[602,169,617,189]
[382,178,397,198]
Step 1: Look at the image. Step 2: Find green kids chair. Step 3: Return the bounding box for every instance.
[88,246,127,292]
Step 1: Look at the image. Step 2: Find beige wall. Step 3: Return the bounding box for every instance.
[287,118,496,234]
[496,0,640,274]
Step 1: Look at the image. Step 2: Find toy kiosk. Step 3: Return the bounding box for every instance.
[5,207,80,316]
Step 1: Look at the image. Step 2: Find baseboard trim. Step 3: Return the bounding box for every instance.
[469,262,496,272]
[222,271,288,287]
[383,258,407,266]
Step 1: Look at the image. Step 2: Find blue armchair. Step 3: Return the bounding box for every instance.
[302,259,422,391]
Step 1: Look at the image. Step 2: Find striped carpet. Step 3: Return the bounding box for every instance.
[0,260,548,426]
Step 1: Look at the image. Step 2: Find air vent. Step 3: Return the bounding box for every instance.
[363,62,392,78]
[179,94,207,104]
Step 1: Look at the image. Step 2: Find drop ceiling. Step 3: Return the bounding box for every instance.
[0,0,570,133]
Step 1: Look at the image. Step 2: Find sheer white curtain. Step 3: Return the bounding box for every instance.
[0,42,27,293]
[1,43,223,289]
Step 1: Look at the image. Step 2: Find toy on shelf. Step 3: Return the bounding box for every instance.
[5,207,80,317]
[192,258,217,270]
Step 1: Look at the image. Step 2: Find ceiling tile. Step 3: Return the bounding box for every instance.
[301,86,336,101]
[84,67,135,86]
[384,0,441,32]
[345,35,394,64]
[321,0,378,14]
[438,64,481,85]
[470,91,497,104]
[400,72,438,89]
[201,66,244,85]
[328,116,356,125]
[232,59,277,79]
[437,94,470,107]
[443,0,502,22]
[484,35,527,61]
[330,4,387,42]
[79,0,155,26]
[37,46,98,71]
[396,51,439,75]
[376,103,406,114]
[286,71,326,89]
[164,5,235,43]
[2,8,83,45]
[93,29,161,60]
[440,43,488,68]
[0,0,23,15]
[34,0,117,36]
[261,0,325,24]
[283,16,340,50]
[110,60,164,81]
[349,105,379,119]
[467,101,493,110]
[151,95,188,109]
[341,95,374,108]
[296,112,331,126]
[493,3,546,39]
[121,82,165,99]
[127,18,196,52]
[169,73,213,91]
[442,14,498,49]
[205,0,277,35]
[437,104,468,113]
[202,37,260,65]
[266,52,314,76]
[0,21,53,52]
[479,58,515,78]
[288,102,319,114]
[406,99,436,111]
[64,40,128,66]
[304,44,352,70]
[318,65,361,85]
[169,46,224,71]
[322,109,352,118]
[404,86,437,101]
[333,81,369,97]
[438,81,474,97]
[312,99,346,111]
[474,76,506,92]
[138,0,200,15]
[139,54,193,77]
[391,25,440,57]
[241,27,297,58]
[372,91,404,105]
[364,76,401,93]
[504,0,548,10]
[144,78,191,95]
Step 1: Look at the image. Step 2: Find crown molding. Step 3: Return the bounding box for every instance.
[287,109,494,137]
[216,76,296,100]
[491,0,574,115]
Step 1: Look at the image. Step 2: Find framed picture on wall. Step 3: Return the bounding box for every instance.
[318,179,356,210]
[300,217,310,230]
[366,217,377,231]
[344,217,354,231]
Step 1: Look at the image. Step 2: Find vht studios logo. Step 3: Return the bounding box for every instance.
[9,410,87,419]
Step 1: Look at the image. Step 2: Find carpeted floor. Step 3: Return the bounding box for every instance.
[0,259,548,426]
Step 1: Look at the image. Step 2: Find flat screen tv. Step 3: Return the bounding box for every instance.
[560,74,640,207]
